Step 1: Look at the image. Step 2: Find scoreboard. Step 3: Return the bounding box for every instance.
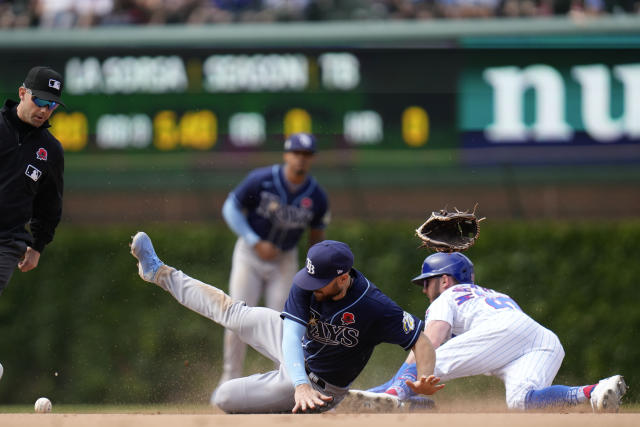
[2,47,458,153]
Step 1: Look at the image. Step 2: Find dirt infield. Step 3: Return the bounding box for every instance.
[2,412,640,427]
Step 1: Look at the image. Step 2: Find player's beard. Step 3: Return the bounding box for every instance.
[313,289,339,301]
[313,283,342,301]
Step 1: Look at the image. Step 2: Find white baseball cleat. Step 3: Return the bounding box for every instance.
[590,375,627,413]
[130,231,164,282]
[341,390,404,413]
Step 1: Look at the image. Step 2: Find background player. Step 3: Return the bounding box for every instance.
[358,252,627,412]
[130,232,443,413]
[219,132,330,385]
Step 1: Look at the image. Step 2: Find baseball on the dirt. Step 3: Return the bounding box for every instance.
[34,397,52,413]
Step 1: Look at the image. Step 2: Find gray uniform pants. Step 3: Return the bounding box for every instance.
[152,264,348,413]
[222,238,298,383]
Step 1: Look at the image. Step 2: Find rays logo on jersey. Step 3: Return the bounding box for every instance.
[308,309,359,347]
[257,192,314,228]
[402,311,415,334]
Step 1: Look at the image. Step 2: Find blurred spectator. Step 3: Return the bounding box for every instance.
[100,0,151,25]
[0,0,638,27]
[187,0,260,24]
[262,0,309,20]
[499,0,542,16]
[37,0,75,27]
[75,0,114,26]
[0,0,37,27]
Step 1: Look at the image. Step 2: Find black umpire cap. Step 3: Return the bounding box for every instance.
[23,66,65,107]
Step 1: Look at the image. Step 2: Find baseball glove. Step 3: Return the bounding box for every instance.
[416,205,485,252]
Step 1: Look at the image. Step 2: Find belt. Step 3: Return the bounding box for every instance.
[305,366,326,389]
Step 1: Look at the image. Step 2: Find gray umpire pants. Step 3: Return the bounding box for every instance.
[0,239,27,295]
[152,264,348,413]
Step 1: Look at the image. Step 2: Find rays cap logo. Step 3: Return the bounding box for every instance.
[293,240,354,291]
[284,133,316,153]
[23,66,65,107]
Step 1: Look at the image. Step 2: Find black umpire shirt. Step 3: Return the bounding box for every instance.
[0,99,64,253]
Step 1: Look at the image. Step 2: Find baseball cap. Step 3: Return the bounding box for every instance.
[23,66,65,107]
[293,240,354,291]
[284,133,316,153]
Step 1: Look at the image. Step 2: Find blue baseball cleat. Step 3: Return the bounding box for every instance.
[130,231,164,282]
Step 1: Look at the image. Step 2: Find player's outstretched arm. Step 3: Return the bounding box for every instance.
[408,333,445,395]
[292,383,333,413]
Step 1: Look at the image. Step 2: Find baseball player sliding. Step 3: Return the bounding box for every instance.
[220,133,329,385]
[130,232,443,413]
[354,252,628,412]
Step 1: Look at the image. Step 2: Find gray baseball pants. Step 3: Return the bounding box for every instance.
[151,264,348,413]
[222,238,298,384]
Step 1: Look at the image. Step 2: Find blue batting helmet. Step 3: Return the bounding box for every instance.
[411,252,474,285]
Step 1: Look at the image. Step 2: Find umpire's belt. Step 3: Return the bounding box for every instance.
[305,366,326,389]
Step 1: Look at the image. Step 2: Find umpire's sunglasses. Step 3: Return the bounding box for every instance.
[25,88,58,110]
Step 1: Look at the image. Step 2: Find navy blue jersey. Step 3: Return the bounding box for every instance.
[231,164,329,251]
[281,269,424,387]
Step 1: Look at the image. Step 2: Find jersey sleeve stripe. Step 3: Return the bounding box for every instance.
[272,164,288,201]
[281,311,308,327]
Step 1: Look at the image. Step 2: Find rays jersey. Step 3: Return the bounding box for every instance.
[282,269,424,387]
[425,284,524,336]
[230,164,329,251]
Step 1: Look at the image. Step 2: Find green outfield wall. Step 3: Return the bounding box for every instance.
[3,18,640,220]
[0,221,637,405]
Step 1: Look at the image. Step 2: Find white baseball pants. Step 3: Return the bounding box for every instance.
[434,311,564,409]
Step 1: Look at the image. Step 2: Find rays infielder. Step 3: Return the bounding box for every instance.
[357,252,628,412]
[220,133,329,384]
[130,233,443,413]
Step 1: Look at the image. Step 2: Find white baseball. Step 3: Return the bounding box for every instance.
[34,397,52,413]
[0,362,3,380]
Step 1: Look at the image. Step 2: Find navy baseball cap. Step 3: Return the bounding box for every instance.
[293,240,354,291]
[284,133,316,153]
[23,66,65,107]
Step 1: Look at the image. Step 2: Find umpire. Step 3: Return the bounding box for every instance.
[0,66,65,294]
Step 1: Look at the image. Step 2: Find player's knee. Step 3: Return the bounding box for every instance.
[211,384,237,413]
[554,335,565,360]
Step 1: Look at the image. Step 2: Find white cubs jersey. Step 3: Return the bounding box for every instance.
[425,284,524,337]
[426,283,565,409]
